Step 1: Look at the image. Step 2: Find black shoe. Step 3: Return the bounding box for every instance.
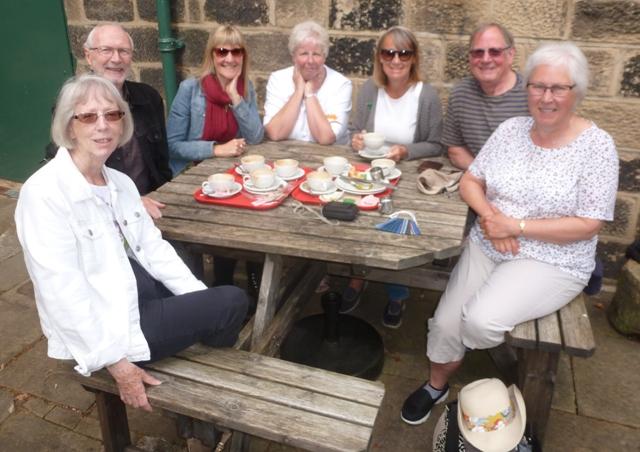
[401,382,449,425]
[339,281,368,314]
[382,299,405,329]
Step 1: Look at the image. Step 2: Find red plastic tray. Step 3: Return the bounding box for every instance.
[193,165,307,210]
[291,163,399,207]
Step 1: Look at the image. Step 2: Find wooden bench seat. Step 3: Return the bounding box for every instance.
[491,293,595,442]
[70,344,385,452]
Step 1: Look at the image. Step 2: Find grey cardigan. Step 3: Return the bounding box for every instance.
[349,78,443,160]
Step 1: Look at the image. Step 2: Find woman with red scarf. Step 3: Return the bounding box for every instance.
[167,25,263,176]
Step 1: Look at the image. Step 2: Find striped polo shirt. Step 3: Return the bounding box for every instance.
[442,73,529,155]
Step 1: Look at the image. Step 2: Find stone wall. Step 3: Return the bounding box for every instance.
[63,0,640,280]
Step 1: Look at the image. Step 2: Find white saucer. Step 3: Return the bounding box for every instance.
[235,163,272,176]
[299,181,337,196]
[243,177,286,194]
[277,167,305,181]
[203,182,242,198]
[359,146,390,160]
[367,167,402,180]
[335,177,386,195]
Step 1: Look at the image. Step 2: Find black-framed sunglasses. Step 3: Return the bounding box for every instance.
[214,47,245,58]
[73,110,125,124]
[379,48,415,62]
[469,46,511,59]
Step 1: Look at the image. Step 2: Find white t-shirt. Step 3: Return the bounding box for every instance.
[468,116,619,282]
[263,65,352,144]
[374,82,423,145]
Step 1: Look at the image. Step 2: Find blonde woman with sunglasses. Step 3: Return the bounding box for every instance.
[350,26,443,163]
[167,25,263,176]
[343,26,443,327]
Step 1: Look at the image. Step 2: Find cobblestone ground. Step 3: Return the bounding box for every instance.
[0,180,638,451]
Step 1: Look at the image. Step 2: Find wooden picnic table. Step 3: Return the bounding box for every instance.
[152,140,470,352]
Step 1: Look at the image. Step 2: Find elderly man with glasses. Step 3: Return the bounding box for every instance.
[45,23,172,219]
[443,23,529,170]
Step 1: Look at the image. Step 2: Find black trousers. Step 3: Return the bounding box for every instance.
[129,258,248,363]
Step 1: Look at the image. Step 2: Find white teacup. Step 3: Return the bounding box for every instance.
[306,170,334,192]
[202,173,236,194]
[371,158,396,177]
[244,168,275,189]
[274,158,299,178]
[363,132,385,150]
[323,156,349,176]
[240,154,265,173]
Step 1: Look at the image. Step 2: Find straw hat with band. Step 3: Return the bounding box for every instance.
[457,378,526,452]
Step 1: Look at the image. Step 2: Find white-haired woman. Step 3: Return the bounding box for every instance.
[401,42,618,425]
[15,75,247,412]
[263,20,352,145]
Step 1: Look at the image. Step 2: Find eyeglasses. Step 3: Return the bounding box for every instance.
[214,47,245,58]
[89,47,133,58]
[469,46,511,59]
[73,110,125,124]
[526,83,576,97]
[379,48,415,62]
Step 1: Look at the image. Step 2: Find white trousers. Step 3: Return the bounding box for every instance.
[427,241,584,364]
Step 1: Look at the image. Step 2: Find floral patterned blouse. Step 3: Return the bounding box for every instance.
[468,116,619,282]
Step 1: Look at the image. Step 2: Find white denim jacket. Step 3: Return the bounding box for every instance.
[15,147,206,376]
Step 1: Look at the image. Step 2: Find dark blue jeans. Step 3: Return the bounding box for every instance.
[129,258,248,363]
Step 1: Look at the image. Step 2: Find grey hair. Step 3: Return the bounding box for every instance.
[524,41,589,103]
[469,22,515,50]
[288,21,329,58]
[51,74,133,149]
[84,23,134,50]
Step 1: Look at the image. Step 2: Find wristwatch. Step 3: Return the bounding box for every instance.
[519,219,526,236]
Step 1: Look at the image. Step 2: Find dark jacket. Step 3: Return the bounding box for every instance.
[45,80,172,194]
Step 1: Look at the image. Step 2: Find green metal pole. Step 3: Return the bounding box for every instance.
[156,0,183,107]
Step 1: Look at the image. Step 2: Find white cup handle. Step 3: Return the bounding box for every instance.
[202,181,212,192]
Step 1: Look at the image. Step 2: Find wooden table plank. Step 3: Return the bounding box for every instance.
[177,346,385,408]
[559,294,595,357]
[146,358,379,427]
[536,311,563,352]
[77,369,376,452]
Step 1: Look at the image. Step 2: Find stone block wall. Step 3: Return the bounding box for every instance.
[63,0,640,280]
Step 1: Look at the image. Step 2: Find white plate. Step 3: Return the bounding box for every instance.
[277,167,306,181]
[203,182,242,198]
[335,177,386,195]
[235,163,272,176]
[299,181,337,196]
[366,167,402,180]
[243,177,286,194]
[359,146,390,160]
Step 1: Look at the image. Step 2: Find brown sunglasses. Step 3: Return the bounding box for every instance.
[214,47,245,58]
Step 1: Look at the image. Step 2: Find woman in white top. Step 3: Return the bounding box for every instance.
[401,42,618,426]
[263,21,352,145]
[15,75,247,413]
[350,26,443,161]
[343,26,444,327]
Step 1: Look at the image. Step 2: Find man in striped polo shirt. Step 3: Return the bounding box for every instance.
[443,23,529,170]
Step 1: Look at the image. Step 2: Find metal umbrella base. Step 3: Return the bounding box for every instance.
[280,292,384,381]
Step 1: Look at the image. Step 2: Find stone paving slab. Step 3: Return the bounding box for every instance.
[0,341,93,411]
[545,409,640,451]
[573,298,640,428]
[0,410,101,451]
[0,297,43,366]
[0,389,14,424]
[0,251,29,293]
